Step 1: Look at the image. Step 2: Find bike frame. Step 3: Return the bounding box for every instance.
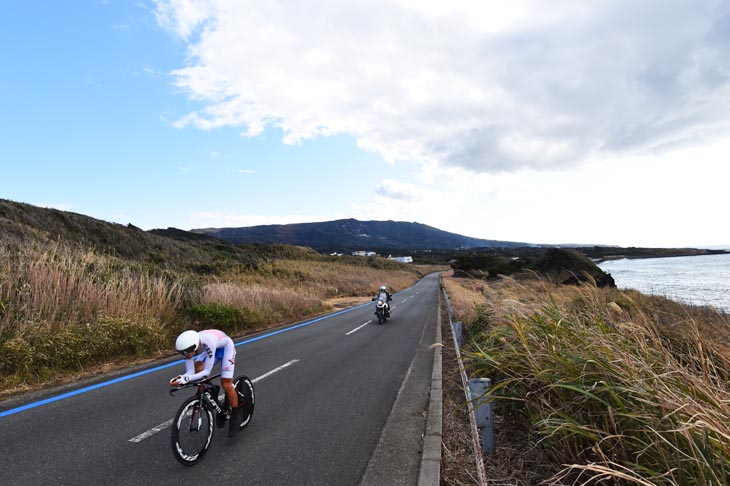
[170,373,225,424]
[170,372,222,396]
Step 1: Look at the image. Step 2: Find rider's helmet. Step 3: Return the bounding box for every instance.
[380,285,387,292]
[175,330,200,356]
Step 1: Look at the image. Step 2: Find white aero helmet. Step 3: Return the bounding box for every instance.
[380,285,387,291]
[175,330,200,355]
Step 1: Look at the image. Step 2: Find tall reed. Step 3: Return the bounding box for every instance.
[0,242,182,335]
[445,274,730,485]
[199,282,325,324]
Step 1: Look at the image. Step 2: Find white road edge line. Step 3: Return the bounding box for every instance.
[128,359,300,443]
[346,321,371,335]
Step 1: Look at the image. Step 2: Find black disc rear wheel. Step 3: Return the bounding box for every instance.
[232,375,255,430]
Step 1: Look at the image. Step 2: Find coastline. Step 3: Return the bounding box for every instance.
[583,247,729,264]
[598,252,730,313]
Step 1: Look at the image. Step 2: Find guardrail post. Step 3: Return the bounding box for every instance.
[468,378,494,455]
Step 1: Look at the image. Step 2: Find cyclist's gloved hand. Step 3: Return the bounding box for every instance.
[170,375,190,386]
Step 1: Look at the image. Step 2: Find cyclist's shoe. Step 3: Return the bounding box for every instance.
[228,405,243,438]
[216,408,228,429]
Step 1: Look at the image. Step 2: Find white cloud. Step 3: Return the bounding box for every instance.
[154,0,730,174]
[142,67,164,78]
[352,176,477,232]
[374,179,424,203]
[184,132,730,245]
[152,0,730,247]
[361,137,730,247]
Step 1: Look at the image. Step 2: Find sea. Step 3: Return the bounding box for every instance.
[598,253,730,313]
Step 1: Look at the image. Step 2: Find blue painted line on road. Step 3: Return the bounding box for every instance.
[0,363,181,418]
[0,301,371,419]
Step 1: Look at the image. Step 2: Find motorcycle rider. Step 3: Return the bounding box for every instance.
[170,329,244,438]
[375,285,392,317]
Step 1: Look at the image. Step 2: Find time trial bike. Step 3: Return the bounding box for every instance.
[169,372,255,466]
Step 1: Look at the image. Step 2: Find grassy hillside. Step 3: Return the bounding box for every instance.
[0,199,440,395]
[0,198,279,273]
[442,272,730,484]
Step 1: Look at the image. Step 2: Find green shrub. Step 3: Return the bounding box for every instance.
[185,303,263,334]
[465,304,492,344]
[0,336,34,374]
[452,254,522,279]
[0,316,168,378]
[532,248,615,287]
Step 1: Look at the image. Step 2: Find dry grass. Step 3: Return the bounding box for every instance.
[199,282,325,325]
[441,270,487,326]
[0,239,430,393]
[0,243,182,336]
[442,273,730,485]
[224,259,424,298]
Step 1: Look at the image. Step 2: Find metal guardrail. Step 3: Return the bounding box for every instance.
[441,282,489,485]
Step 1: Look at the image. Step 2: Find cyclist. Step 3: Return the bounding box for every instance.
[375,285,392,317]
[170,329,243,437]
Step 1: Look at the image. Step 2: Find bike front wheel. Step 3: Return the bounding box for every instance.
[171,396,214,466]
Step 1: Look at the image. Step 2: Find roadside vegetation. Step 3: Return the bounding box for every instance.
[442,264,730,484]
[0,239,438,395]
[0,199,443,396]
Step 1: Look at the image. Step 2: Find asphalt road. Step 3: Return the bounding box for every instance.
[0,273,440,486]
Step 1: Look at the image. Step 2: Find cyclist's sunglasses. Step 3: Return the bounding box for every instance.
[178,345,196,357]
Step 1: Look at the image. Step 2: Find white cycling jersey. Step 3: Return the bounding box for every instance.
[183,329,236,381]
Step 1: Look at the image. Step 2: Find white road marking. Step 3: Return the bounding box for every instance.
[129,359,300,443]
[251,359,299,383]
[401,299,408,303]
[346,321,371,335]
[129,419,173,443]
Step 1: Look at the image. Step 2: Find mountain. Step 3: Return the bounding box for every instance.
[193,219,528,250]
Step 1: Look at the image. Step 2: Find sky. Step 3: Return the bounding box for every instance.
[2,1,730,248]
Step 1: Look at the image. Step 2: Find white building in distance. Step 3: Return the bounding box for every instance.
[388,256,413,263]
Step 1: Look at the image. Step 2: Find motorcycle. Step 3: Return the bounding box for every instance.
[373,298,389,325]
